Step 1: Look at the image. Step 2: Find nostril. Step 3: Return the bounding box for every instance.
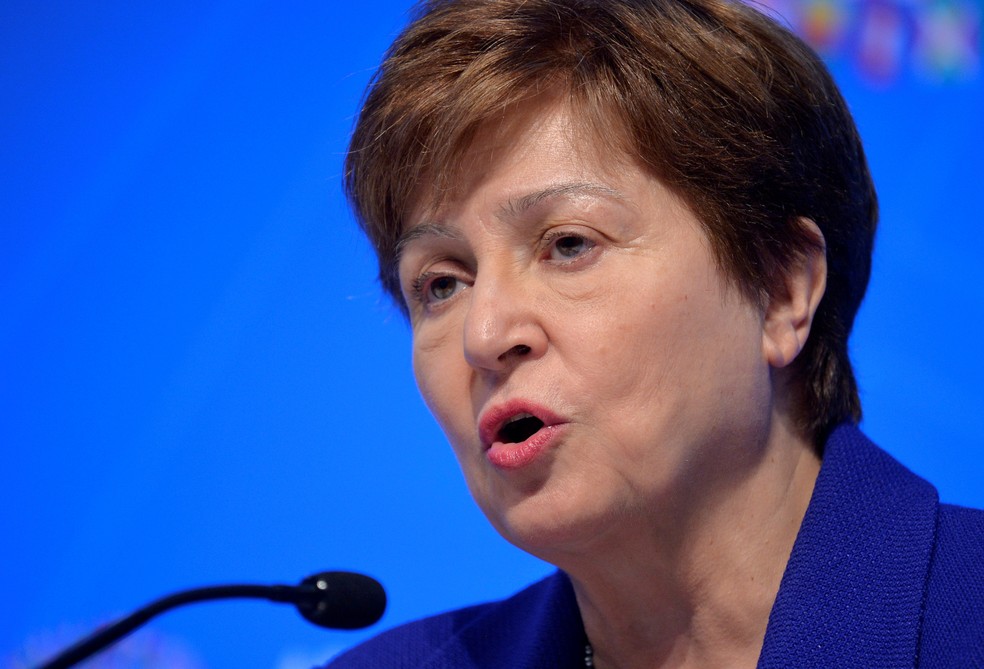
[499,344,531,361]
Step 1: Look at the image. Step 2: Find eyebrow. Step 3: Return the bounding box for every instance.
[395,222,463,260]
[395,181,624,259]
[499,181,624,219]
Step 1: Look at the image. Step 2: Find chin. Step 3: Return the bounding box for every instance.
[481,484,619,561]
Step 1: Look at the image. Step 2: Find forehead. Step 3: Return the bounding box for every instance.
[404,96,633,229]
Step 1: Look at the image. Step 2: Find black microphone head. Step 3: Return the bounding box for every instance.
[295,571,387,630]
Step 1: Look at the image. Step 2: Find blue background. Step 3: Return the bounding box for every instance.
[2,1,981,667]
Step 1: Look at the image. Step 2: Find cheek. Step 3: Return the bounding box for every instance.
[411,344,446,423]
[411,327,472,444]
[585,282,761,409]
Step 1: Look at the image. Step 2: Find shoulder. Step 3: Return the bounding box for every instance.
[919,503,984,667]
[761,425,984,667]
[936,502,984,558]
[320,571,584,669]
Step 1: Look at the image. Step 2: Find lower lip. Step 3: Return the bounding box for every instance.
[485,424,566,470]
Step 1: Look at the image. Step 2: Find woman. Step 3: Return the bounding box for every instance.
[327,0,984,666]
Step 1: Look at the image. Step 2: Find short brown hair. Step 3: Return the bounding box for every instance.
[345,0,878,444]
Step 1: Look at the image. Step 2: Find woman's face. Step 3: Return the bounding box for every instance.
[397,101,779,559]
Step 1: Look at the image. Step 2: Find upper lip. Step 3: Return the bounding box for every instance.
[478,399,565,449]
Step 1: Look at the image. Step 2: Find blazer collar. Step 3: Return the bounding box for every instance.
[757,424,939,668]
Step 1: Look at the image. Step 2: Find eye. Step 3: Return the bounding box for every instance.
[546,232,595,262]
[428,275,460,301]
[411,272,466,307]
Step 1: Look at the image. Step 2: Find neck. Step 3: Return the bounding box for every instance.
[560,419,821,669]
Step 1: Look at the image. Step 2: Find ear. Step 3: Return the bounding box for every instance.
[763,218,827,369]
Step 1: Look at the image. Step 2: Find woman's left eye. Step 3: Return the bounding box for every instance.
[547,233,595,262]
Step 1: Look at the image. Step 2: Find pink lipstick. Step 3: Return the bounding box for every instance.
[479,401,567,470]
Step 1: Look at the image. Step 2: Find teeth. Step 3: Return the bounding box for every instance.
[505,412,534,425]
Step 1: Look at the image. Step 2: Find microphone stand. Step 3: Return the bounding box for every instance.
[37,573,385,669]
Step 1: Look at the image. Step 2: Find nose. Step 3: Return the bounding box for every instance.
[462,270,546,373]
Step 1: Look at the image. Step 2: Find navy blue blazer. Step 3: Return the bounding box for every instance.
[324,425,984,667]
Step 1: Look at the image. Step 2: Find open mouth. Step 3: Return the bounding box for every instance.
[497,413,545,444]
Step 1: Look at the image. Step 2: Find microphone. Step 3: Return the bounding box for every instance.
[37,571,386,669]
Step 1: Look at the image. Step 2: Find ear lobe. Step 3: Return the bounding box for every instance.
[763,218,827,369]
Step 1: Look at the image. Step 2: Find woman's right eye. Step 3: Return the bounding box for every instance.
[412,272,465,307]
[428,276,460,301]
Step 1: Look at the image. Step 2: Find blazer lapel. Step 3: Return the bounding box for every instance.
[757,424,939,668]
